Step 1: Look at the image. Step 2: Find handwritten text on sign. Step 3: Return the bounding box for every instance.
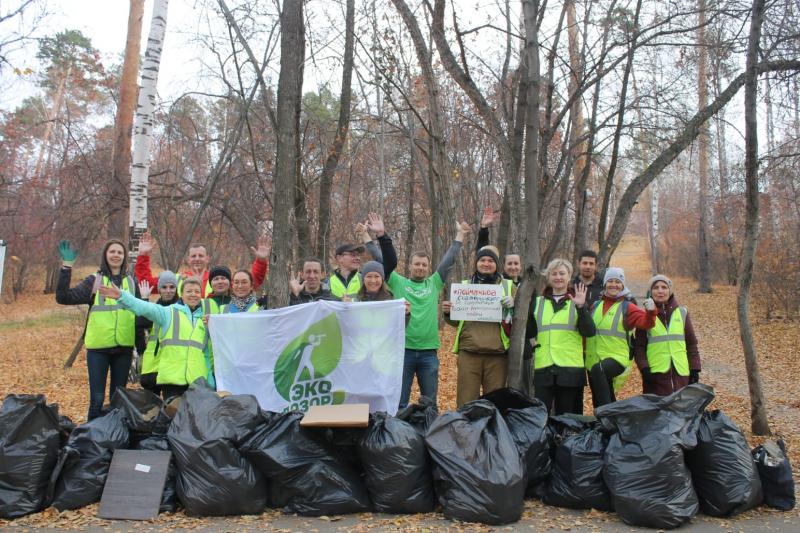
[450,283,503,322]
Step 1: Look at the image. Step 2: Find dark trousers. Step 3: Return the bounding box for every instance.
[399,349,440,408]
[86,349,132,420]
[140,372,162,397]
[588,359,626,408]
[534,384,584,415]
[160,384,189,400]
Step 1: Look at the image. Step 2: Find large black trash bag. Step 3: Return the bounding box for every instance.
[396,396,438,435]
[685,410,762,516]
[45,403,75,446]
[239,411,371,516]
[596,384,715,529]
[482,388,551,492]
[136,435,178,513]
[357,412,435,514]
[543,422,612,511]
[49,408,130,511]
[167,383,266,516]
[111,388,171,441]
[424,400,525,525]
[753,439,796,511]
[0,394,61,519]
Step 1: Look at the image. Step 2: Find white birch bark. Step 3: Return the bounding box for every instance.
[129,0,169,244]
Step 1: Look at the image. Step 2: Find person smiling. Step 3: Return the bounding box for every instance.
[585,267,657,408]
[55,239,139,420]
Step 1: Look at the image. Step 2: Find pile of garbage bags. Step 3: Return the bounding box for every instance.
[0,383,794,526]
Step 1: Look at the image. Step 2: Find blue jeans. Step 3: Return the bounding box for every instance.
[86,349,132,420]
[399,348,439,408]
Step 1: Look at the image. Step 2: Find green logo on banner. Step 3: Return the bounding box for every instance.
[274,312,346,411]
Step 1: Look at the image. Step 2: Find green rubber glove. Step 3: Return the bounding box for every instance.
[58,240,78,267]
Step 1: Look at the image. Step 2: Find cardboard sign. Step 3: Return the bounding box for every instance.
[300,403,370,427]
[98,449,171,520]
[449,283,503,322]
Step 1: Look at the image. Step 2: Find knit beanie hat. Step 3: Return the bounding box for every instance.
[648,274,673,295]
[603,267,625,286]
[157,270,178,290]
[209,265,232,282]
[361,260,385,280]
[476,247,500,268]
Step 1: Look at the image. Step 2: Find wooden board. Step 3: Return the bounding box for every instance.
[300,403,370,427]
[97,449,171,520]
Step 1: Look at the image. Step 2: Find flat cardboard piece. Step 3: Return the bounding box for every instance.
[97,449,172,520]
[300,403,370,427]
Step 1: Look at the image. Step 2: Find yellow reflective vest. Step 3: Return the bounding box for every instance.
[533,296,584,370]
[140,323,161,375]
[85,275,136,350]
[647,306,690,376]
[155,306,210,386]
[585,300,632,391]
[452,279,514,353]
[328,272,361,299]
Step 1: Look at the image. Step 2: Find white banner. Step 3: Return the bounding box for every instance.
[209,299,406,415]
[450,283,503,322]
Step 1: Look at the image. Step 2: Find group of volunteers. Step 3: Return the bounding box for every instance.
[55,208,700,421]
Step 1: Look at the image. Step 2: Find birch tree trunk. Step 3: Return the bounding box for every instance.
[129,0,169,258]
[696,0,712,293]
[739,0,770,436]
[108,0,145,240]
[268,0,305,308]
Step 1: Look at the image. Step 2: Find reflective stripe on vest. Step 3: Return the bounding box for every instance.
[585,301,631,371]
[156,307,210,386]
[140,323,161,375]
[646,306,689,376]
[203,298,222,316]
[452,279,513,353]
[329,273,361,298]
[533,296,584,369]
[85,275,136,349]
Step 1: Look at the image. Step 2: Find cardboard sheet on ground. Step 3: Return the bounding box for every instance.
[300,404,370,427]
[98,449,171,520]
[209,299,406,415]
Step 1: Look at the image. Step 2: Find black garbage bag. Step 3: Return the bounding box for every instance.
[45,403,75,446]
[482,388,551,492]
[543,424,612,511]
[548,414,597,441]
[167,383,266,516]
[597,384,715,529]
[424,399,525,525]
[753,439,796,511]
[239,411,371,516]
[49,408,130,511]
[111,388,171,441]
[0,394,62,519]
[136,434,179,513]
[396,396,438,435]
[685,410,762,516]
[357,412,435,514]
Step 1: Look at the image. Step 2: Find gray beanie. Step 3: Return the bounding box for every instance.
[603,267,625,286]
[361,260,385,280]
[648,274,673,295]
[157,270,178,290]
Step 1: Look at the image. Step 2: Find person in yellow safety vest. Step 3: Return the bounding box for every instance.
[442,248,516,407]
[136,271,179,396]
[55,238,140,420]
[585,267,657,408]
[100,277,212,400]
[633,275,702,395]
[524,258,596,415]
[327,215,385,299]
[203,265,232,315]
[221,270,262,313]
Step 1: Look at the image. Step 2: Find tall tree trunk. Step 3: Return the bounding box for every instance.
[647,184,660,274]
[316,0,354,259]
[33,66,70,181]
[268,0,305,308]
[129,0,169,259]
[739,0,770,436]
[696,0,712,293]
[507,0,541,395]
[108,0,145,241]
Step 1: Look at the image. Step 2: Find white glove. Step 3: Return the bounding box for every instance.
[501,295,515,309]
[642,297,656,311]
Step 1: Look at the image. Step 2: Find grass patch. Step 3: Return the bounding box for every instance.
[0,309,84,332]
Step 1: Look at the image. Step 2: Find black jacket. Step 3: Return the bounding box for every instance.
[289,288,340,305]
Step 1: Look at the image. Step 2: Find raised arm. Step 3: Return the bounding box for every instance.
[250,235,269,290]
[134,231,160,292]
[103,286,172,329]
[436,221,471,282]
[475,207,499,252]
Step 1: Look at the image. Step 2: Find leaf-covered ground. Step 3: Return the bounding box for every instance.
[2,239,800,530]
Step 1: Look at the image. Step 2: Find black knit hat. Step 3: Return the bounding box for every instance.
[209,265,231,282]
[475,247,500,267]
